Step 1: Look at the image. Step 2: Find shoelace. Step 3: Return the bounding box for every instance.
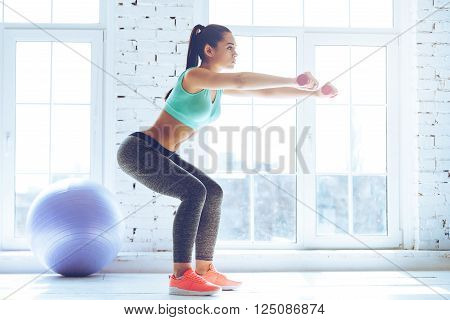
[206,266,239,284]
[206,267,224,279]
[185,271,209,284]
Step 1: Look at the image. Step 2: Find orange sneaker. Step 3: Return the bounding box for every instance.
[169,268,222,296]
[196,264,242,291]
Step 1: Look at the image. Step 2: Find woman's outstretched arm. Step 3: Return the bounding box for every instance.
[186,68,300,90]
[224,87,317,98]
[224,84,338,99]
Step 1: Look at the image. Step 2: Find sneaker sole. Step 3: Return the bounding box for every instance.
[169,286,222,296]
[221,285,241,291]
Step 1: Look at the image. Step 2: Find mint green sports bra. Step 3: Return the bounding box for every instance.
[164,67,223,130]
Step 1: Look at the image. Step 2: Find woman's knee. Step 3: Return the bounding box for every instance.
[205,181,223,201]
[182,179,207,201]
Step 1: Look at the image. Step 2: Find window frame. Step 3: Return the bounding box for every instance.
[301,33,401,249]
[0,28,104,251]
[200,0,410,249]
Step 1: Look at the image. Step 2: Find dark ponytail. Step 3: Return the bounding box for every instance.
[164,24,231,101]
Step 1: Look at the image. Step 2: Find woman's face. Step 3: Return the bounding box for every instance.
[214,32,238,69]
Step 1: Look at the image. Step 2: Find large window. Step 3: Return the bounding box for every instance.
[201,0,402,249]
[0,1,104,250]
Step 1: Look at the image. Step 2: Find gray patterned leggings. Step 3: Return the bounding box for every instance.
[116,131,223,263]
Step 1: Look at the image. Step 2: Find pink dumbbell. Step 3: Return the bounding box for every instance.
[296,73,310,86]
[321,84,334,96]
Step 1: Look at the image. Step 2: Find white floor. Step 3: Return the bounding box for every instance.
[1,271,450,300]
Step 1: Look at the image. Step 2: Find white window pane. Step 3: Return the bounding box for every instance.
[51,105,90,173]
[315,45,350,105]
[253,105,296,174]
[316,105,349,173]
[353,176,387,235]
[16,42,51,104]
[351,46,386,105]
[4,0,51,23]
[254,0,302,26]
[304,0,349,27]
[51,173,90,184]
[254,175,296,241]
[253,37,297,105]
[15,174,49,237]
[253,37,297,76]
[52,42,91,104]
[316,175,348,235]
[351,106,386,173]
[16,105,50,172]
[209,0,252,25]
[222,36,252,105]
[350,0,393,28]
[52,0,100,24]
[206,105,252,173]
[216,175,250,241]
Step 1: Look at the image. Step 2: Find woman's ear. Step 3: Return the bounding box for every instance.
[204,44,215,58]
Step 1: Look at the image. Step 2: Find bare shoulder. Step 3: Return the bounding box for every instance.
[184,67,214,82]
[184,68,241,90]
[182,67,206,94]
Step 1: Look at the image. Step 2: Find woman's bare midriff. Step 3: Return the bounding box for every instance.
[141,110,195,152]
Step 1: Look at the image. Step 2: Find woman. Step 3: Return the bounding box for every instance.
[117,24,338,296]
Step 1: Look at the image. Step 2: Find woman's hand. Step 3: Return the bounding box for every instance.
[314,82,338,98]
[296,71,319,90]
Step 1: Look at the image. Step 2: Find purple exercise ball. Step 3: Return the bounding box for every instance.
[25,178,124,277]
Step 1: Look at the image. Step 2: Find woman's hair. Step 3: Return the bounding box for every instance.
[164,24,231,101]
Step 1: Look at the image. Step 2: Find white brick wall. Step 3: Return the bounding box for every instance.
[416,0,450,249]
[115,0,194,252]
